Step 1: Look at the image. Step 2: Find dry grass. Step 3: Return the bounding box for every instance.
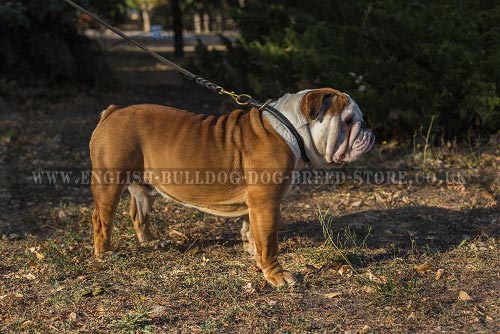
[1,181,498,333]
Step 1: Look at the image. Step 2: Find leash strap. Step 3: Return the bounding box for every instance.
[63,0,310,163]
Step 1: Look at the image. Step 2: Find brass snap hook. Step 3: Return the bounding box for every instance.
[235,94,252,106]
[217,88,252,106]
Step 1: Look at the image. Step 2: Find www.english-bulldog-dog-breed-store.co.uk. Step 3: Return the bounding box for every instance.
[89,88,375,287]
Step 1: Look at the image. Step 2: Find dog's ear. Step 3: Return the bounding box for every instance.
[301,90,339,122]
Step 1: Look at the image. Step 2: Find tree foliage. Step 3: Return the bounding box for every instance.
[0,0,121,95]
[192,0,500,139]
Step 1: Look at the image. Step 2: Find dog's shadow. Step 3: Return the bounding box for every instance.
[280,205,498,253]
[159,205,498,261]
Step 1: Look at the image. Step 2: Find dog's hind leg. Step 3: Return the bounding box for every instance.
[128,184,156,243]
[91,182,126,256]
[240,214,256,256]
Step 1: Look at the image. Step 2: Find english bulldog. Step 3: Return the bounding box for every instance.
[89,88,374,287]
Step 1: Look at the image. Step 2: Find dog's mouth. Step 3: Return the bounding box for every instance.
[331,121,375,165]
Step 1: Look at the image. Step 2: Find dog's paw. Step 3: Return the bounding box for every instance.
[95,250,128,261]
[243,240,256,256]
[94,250,115,261]
[144,239,168,250]
[264,270,297,287]
[154,239,169,250]
[137,231,155,244]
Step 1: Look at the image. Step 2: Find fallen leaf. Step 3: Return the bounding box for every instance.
[435,268,444,280]
[29,247,46,260]
[68,312,77,321]
[170,229,188,239]
[414,261,433,274]
[366,270,387,284]
[350,200,362,208]
[58,210,68,219]
[23,273,36,280]
[338,265,351,276]
[35,251,45,260]
[19,321,32,329]
[361,285,375,293]
[380,190,392,197]
[384,229,394,237]
[458,290,472,301]
[374,193,384,203]
[244,282,255,294]
[321,292,342,299]
[366,270,378,282]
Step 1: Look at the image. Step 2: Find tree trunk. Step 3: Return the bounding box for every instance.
[142,9,151,32]
[203,13,210,33]
[216,11,224,31]
[194,12,202,34]
[170,0,184,58]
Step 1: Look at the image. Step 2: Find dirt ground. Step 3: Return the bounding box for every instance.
[0,51,499,333]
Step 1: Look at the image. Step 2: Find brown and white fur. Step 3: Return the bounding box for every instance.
[89,88,374,287]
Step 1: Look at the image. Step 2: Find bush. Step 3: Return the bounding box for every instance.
[0,0,112,95]
[191,0,500,140]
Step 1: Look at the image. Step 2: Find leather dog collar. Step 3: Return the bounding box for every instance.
[247,98,310,164]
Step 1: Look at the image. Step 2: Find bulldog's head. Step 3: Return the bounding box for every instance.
[275,88,375,168]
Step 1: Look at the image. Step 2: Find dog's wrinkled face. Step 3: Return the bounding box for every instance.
[300,88,375,166]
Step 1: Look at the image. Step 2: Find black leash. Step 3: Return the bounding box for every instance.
[64,0,310,163]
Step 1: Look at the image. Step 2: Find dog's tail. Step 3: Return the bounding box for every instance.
[98,104,121,123]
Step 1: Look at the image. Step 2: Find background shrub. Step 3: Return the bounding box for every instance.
[191,0,500,141]
[0,0,119,95]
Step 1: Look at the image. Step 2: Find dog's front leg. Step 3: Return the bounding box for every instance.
[248,205,296,287]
